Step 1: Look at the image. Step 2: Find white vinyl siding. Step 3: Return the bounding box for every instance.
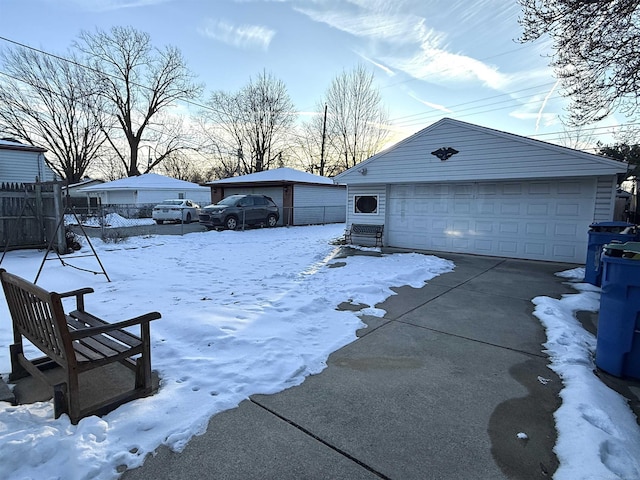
[293,184,346,224]
[386,179,594,263]
[335,118,624,261]
[337,119,627,185]
[592,176,617,223]
[136,189,210,205]
[345,185,386,227]
[0,149,55,183]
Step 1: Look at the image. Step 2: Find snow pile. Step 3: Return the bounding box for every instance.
[533,269,640,479]
[0,224,453,480]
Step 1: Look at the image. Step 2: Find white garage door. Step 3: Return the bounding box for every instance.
[387,180,594,262]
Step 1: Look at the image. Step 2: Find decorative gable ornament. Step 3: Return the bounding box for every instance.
[431,147,459,161]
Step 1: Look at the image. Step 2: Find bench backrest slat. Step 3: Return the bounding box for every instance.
[1,270,73,366]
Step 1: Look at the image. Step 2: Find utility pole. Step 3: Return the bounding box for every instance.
[320,104,327,177]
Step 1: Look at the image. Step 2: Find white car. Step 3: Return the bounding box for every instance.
[152,199,200,224]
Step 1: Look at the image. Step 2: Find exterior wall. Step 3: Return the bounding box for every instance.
[83,189,210,206]
[292,184,346,224]
[344,184,386,246]
[206,184,347,226]
[136,189,210,205]
[337,119,627,185]
[216,186,283,203]
[0,149,55,183]
[105,191,135,204]
[592,176,617,223]
[345,185,386,225]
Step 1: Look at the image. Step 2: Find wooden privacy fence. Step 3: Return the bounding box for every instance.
[0,182,65,253]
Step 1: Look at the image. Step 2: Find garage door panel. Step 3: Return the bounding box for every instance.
[387,181,592,262]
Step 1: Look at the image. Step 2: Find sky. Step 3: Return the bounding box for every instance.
[0,0,626,151]
[0,223,639,479]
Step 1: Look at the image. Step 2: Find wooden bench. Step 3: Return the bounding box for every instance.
[0,269,161,424]
[345,223,384,247]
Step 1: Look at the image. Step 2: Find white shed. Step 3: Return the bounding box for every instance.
[205,167,346,226]
[335,118,628,263]
[79,173,211,206]
[0,139,55,183]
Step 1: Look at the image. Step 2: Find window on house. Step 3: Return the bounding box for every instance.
[354,195,378,214]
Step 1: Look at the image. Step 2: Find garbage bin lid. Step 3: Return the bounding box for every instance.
[604,241,640,256]
[589,221,634,228]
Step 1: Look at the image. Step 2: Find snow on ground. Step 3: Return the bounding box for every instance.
[65,213,154,228]
[0,224,639,480]
[0,224,454,480]
[533,268,640,480]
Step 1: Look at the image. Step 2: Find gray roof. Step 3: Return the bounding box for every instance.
[206,167,334,186]
[79,173,209,192]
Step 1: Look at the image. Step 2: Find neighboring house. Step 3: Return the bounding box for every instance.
[78,173,211,206]
[335,117,628,263]
[63,178,104,208]
[0,139,55,183]
[204,167,346,226]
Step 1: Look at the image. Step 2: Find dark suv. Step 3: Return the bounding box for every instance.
[198,194,280,230]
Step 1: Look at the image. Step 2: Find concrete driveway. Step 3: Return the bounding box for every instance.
[121,249,581,480]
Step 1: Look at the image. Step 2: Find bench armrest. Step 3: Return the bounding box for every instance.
[58,288,94,311]
[69,312,161,339]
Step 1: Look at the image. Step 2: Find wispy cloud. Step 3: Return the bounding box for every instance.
[198,19,275,51]
[55,0,171,11]
[407,91,452,113]
[293,2,512,90]
[354,52,396,76]
[535,80,560,131]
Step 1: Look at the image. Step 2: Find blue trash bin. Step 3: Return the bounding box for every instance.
[584,222,637,286]
[595,242,640,379]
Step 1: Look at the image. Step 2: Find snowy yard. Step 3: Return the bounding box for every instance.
[0,224,638,480]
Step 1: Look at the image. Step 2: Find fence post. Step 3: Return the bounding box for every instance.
[53,183,66,254]
[34,182,44,245]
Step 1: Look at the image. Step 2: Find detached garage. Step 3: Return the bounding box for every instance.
[204,167,346,226]
[79,173,211,206]
[335,118,628,263]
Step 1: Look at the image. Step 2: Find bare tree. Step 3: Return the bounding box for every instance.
[518,0,640,125]
[293,105,341,177]
[0,46,109,183]
[202,70,295,175]
[159,152,207,183]
[323,65,389,172]
[75,26,202,177]
[557,122,598,151]
[90,151,128,181]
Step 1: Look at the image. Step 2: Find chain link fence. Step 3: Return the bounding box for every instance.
[65,204,346,241]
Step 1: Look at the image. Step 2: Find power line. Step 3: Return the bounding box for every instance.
[0,34,214,114]
[1,33,636,158]
[387,81,558,124]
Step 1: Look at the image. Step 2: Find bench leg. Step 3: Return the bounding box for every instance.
[53,382,69,419]
[135,358,153,394]
[136,323,153,393]
[9,343,29,381]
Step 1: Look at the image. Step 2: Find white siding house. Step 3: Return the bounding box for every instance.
[0,139,55,183]
[78,173,211,206]
[205,167,346,226]
[335,118,628,263]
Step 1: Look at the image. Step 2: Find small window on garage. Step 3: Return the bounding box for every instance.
[354,195,378,214]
